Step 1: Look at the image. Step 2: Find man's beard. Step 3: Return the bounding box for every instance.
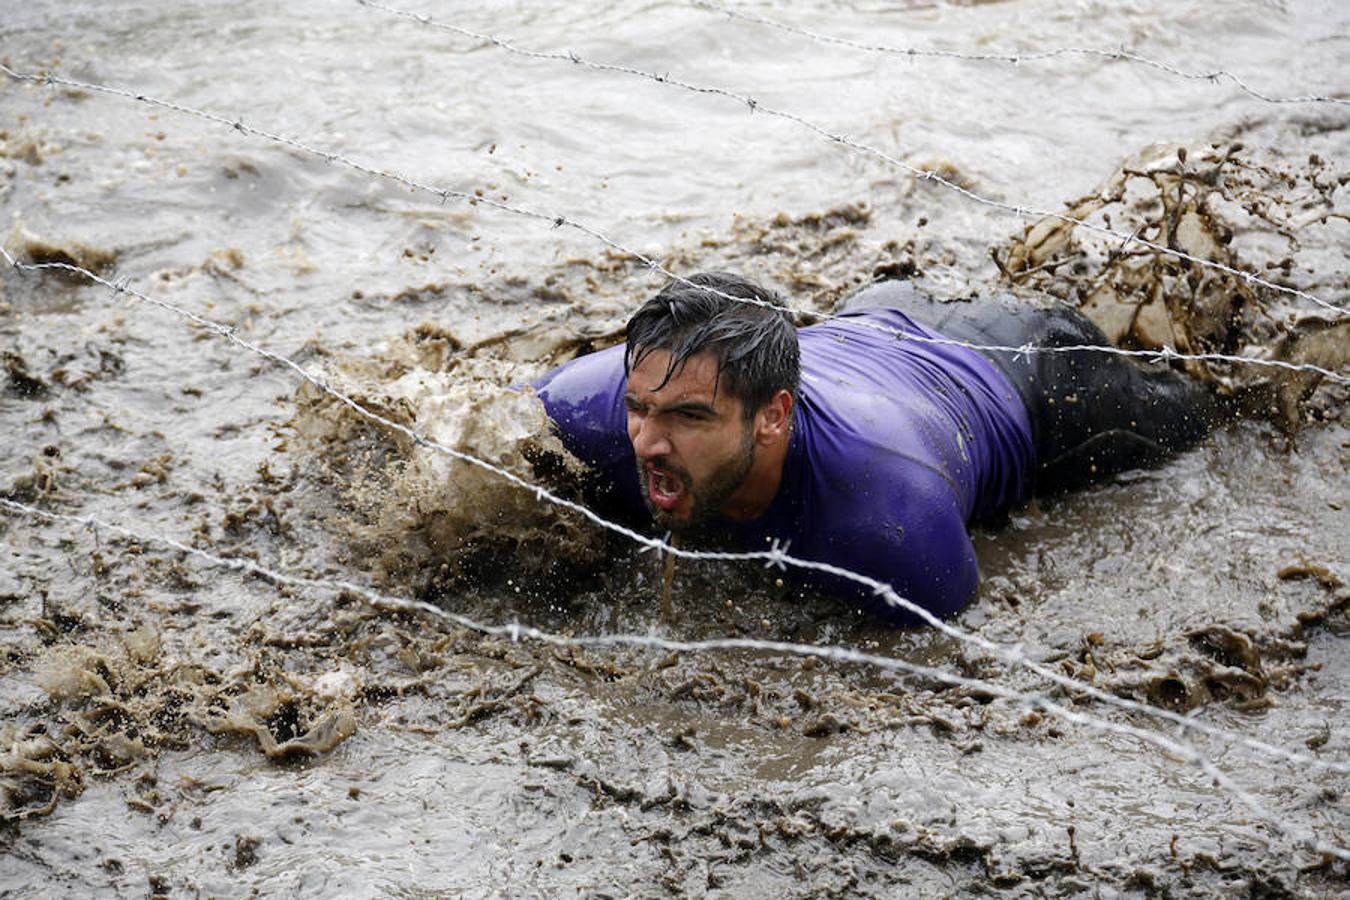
[639,427,756,532]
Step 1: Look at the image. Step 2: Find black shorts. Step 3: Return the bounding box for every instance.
[840,280,1218,493]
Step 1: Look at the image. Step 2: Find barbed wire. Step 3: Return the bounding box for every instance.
[694,2,1350,107]
[1,494,1345,862]
[4,246,1346,781]
[1,64,1345,386]
[353,0,1350,320]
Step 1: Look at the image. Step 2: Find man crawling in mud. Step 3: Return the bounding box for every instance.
[532,273,1216,625]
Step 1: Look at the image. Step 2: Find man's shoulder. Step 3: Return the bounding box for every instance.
[531,346,630,467]
[532,345,626,405]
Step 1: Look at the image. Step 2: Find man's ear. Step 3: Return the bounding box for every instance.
[755,389,793,444]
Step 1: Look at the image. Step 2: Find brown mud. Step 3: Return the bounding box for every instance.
[2,1,1349,896]
[5,157,1347,894]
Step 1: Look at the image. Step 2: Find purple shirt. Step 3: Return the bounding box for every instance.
[532,308,1034,625]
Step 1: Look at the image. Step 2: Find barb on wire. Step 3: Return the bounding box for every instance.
[4,245,1347,779]
[1,494,1344,862]
[2,64,1344,386]
[352,0,1349,320]
[695,1,1350,107]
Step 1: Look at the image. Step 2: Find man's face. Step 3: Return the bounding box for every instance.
[624,349,756,531]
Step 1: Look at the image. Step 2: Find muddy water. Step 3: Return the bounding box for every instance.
[2,0,1348,896]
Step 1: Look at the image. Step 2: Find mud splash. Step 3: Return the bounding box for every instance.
[287,327,605,599]
[9,228,118,279]
[2,616,364,827]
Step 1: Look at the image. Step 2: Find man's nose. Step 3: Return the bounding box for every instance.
[630,415,672,460]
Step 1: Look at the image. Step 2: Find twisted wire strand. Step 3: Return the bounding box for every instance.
[1,64,1345,386]
[1,495,1344,862]
[352,0,1350,320]
[695,1,1350,106]
[3,246,1346,780]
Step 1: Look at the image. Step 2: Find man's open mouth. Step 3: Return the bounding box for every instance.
[645,466,685,511]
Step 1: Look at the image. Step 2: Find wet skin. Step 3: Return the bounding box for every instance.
[623,349,793,531]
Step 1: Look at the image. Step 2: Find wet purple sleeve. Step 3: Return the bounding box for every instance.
[530,347,628,466]
[530,347,644,515]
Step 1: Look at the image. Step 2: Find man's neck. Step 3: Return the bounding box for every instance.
[717,425,792,522]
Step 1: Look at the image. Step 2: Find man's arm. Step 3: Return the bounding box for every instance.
[531,346,630,471]
[531,346,647,520]
[797,465,980,626]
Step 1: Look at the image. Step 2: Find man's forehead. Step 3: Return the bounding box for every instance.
[627,348,728,404]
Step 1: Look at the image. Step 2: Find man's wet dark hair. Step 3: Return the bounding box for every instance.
[625,272,800,418]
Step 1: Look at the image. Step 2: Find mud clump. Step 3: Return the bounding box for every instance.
[2,623,361,821]
[3,352,49,399]
[200,686,356,760]
[995,143,1348,429]
[11,227,117,276]
[1052,592,1346,714]
[4,628,179,820]
[0,728,83,821]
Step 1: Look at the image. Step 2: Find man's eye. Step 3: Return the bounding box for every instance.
[675,410,704,421]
